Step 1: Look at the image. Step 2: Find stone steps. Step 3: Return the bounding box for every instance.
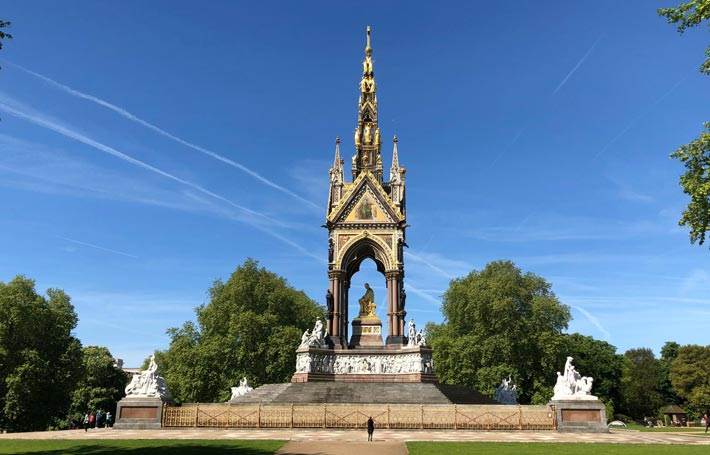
[230,382,496,404]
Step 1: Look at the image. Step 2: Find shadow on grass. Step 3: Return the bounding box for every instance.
[0,440,284,455]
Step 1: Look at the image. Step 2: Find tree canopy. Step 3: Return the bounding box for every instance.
[69,346,127,420]
[658,1,710,248]
[428,260,571,404]
[670,344,710,413]
[659,0,710,74]
[157,259,324,403]
[619,348,664,420]
[0,276,83,431]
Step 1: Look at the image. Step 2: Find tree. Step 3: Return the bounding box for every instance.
[658,2,710,247]
[659,341,682,405]
[659,0,710,75]
[428,261,571,404]
[69,346,127,421]
[0,20,11,53]
[670,124,710,247]
[561,333,624,415]
[670,344,710,413]
[0,276,83,431]
[157,259,324,403]
[619,348,664,420]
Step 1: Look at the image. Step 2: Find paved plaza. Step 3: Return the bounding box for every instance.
[0,428,707,446]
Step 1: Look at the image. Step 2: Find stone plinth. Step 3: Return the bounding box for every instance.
[292,346,436,383]
[349,315,384,348]
[551,399,608,433]
[114,397,165,429]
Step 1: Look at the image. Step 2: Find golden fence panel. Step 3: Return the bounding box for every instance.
[162,403,555,430]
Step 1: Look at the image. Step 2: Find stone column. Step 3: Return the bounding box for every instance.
[341,278,350,343]
[385,271,404,345]
[328,270,343,341]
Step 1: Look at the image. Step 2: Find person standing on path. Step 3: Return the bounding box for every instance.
[704,411,709,434]
[367,416,374,441]
[83,413,89,432]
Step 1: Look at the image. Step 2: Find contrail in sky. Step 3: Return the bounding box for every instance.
[552,34,604,95]
[57,235,138,259]
[594,76,686,159]
[571,304,611,339]
[5,61,321,211]
[0,101,324,261]
[405,251,455,280]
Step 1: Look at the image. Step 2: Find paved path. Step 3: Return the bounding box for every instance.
[276,441,407,455]
[0,428,708,445]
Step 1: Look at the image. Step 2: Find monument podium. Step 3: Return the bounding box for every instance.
[115,355,172,429]
[549,357,608,433]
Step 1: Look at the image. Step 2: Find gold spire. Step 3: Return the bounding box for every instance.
[352,25,382,181]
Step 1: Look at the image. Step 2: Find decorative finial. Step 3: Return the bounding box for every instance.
[336,136,341,144]
[393,134,398,143]
[365,26,372,55]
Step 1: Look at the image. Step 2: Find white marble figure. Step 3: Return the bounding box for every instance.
[494,376,519,405]
[415,328,427,347]
[124,354,171,400]
[298,319,328,349]
[229,377,254,401]
[407,319,417,347]
[551,356,598,401]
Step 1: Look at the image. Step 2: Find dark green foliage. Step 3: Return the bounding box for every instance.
[69,346,128,420]
[428,261,571,404]
[670,344,710,413]
[157,259,324,403]
[0,276,83,432]
[620,348,664,419]
[659,341,682,405]
[670,124,710,247]
[658,0,710,74]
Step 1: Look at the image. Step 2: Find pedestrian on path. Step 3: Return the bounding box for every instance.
[703,411,709,434]
[367,416,374,442]
[83,413,89,432]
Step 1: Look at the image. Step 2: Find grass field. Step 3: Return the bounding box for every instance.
[0,439,285,455]
[406,442,710,455]
[623,423,709,433]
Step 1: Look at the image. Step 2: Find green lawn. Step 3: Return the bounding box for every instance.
[623,423,708,433]
[0,439,285,455]
[407,442,710,455]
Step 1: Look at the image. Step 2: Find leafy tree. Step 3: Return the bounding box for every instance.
[659,0,710,75]
[658,2,710,247]
[69,346,127,421]
[670,124,710,247]
[157,259,324,403]
[659,341,682,404]
[428,260,571,404]
[619,348,664,420]
[670,344,710,413]
[0,276,83,431]
[561,333,624,412]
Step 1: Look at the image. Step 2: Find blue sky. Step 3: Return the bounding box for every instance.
[1,1,708,366]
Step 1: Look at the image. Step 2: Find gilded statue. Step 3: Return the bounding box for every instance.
[363,56,373,75]
[374,128,380,147]
[363,124,372,144]
[354,127,361,146]
[358,283,376,316]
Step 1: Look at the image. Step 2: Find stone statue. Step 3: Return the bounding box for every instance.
[124,354,171,400]
[229,377,253,401]
[415,328,427,347]
[328,238,334,263]
[551,356,598,401]
[399,287,406,310]
[358,283,375,316]
[494,376,519,405]
[299,319,328,349]
[326,289,334,314]
[407,319,417,347]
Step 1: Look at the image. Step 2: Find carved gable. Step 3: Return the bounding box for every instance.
[328,172,402,225]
